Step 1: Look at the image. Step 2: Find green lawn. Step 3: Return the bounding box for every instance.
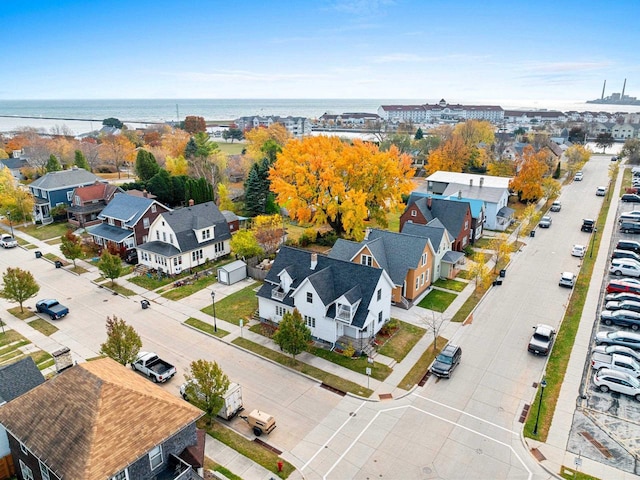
[43,253,70,266]
[397,336,448,390]
[7,306,36,320]
[98,281,136,297]
[28,319,59,336]
[433,278,468,292]
[417,289,457,312]
[184,317,229,338]
[233,337,373,397]
[202,282,260,322]
[216,142,245,155]
[309,347,392,381]
[162,275,218,300]
[450,288,485,323]
[377,320,426,362]
[18,222,71,241]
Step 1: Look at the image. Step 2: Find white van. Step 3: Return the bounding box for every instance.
[610,259,640,278]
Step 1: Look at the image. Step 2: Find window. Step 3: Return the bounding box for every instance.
[306,292,313,303]
[143,218,150,228]
[275,305,287,317]
[422,253,427,266]
[169,234,173,243]
[39,461,50,480]
[420,273,425,286]
[149,445,163,470]
[74,195,81,206]
[173,257,182,266]
[19,460,34,480]
[20,442,28,455]
[192,249,203,262]
[378,311,383,324]
[415,278,419,290]
[108,217,114,226]
[66,191,73,201]
[110,469,129,480]
[361,255,372,266]
[377,289,381,301]
[162,232,166,242]
[156,231,160,240]
[143,235,148,243]
[202,229,211,240]
[304,315,316,328]
[465,221,469,229]
[215,242,224,253]
[151,204,157,213]
[411,210,417,217]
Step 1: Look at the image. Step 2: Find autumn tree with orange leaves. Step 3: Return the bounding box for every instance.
[100,134,136,178]
[425,135,470,174]
[269,136,414,240]
[509,145,549,202]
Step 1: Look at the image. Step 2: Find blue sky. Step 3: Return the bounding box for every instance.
[3,0,639,105]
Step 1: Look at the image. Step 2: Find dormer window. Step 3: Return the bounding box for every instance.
[202,229,211,240]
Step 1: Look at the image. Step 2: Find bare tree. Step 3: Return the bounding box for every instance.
[419,311,448,352]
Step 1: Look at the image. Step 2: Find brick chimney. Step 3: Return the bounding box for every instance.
[188,199,195,207]
[458,190,462,199]
[427,196,432,209]
[52,347,74,373]
[310,253,318,270]
[143,189,149,198]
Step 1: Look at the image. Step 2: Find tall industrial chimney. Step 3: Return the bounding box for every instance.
[601,80,607,99]
[622,79,627,99]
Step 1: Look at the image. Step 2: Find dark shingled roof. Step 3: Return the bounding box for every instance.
[401,221,450,248]
[99,193,164,227]
[0,358,44,404]
[257,246,383,329]
[405,195,469,239]
[162,201,231,251]
[29,168,104,190]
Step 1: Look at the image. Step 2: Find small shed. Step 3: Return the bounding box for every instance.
[217,260,247,285]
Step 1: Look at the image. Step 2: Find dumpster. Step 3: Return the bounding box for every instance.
[35,251,42,258]
[530,230,535,237]
[499,269,506,278]
[141,300,150,309]
[54,261,63,268]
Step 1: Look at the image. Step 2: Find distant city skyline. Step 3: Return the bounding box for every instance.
[3,0,639,104]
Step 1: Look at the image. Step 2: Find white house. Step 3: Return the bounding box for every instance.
[136,201,231,275]
[256,247,395,351]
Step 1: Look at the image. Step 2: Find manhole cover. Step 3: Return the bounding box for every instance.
[422,467,432,474]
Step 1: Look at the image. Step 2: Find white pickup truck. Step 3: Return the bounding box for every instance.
[591,351,640,377]
[131,351,176,383]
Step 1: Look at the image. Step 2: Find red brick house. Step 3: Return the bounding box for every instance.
[66,182,123,228]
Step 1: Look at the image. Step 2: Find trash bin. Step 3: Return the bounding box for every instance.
[141,300,150,309]
[35,251,42,258]
[496,278,503,285]
[499,269,506,278]
[54,260,62,268]
[530,230,536,237]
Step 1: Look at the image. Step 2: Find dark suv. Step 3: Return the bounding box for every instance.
[617,240,640,254]
[622,194,640,203]
[581,219,595,232]
[429,344,462,378]
[620,222,640,234]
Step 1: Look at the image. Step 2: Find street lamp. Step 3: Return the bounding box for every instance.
[210,290,217,333]
[6,211,13,238]
[533,377,547,436]
[590,227,598,258]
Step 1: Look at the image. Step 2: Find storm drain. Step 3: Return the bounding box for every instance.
[519,404,530,423]
[530,448,546,461]
[253,438,282,455]
[320,383,346,396]
[418,371,432,387]
[378,393,393,400]
[579,431,613,458]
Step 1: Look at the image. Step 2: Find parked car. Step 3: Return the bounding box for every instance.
[550,201,562,212]
[612,156,618,161]
[605,291,640,303]
[610,259,640,278]
[574,171,584,181]
[429,344,462,378]
[124,249,138,265]
[596,186,607,196]
[0,234,18,248]
[595,330,640,349]
[581,219,595,232]
[538,216,552,228]
[620,222,640,234]
[612,249,640,262]
[616,240,640,254]
[593,344,640,364]
[619,211,640,223]
[571,244,586,257]
[593,368,640,401]
[591,352,640,377]
[528,324,556,355]
[622,194,640,203]
[35,299,69,320]
[600,309,640,330]
[131,351,177,383]
[604,300,640,314]
[606,281,640,294]
[559,271,576,288]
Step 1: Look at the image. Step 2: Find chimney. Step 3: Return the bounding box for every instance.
[188,199,195,207]
[364,228,371,240]
[480,177,484,187]
[469,178,473,187]
[427,196,432,209]
[143,189,148,198]
[311,253,318,270]
[458,190,462,199]
[52,347,74,373]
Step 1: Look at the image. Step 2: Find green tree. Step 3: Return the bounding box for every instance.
[135,149,160,182]
[97,250,122,287]
[273,309,311,360]
[99,315,142,365]
[0,267,39,313]
[74,150,90,170]
[414,127,424,140]
[184,137,198,159]
[147,170,174,205]
[552,161,561,179]
[222,127,244,143]
[541,178,561,203]
[183,359,230,426]
[46,154,62,172]
[620,138,640,164]
[102,117,124,129]
[59,230,83,268]
[185,177,214,205]
[595,132,614,153]
[230,229,264,259]
[244,164,265,216]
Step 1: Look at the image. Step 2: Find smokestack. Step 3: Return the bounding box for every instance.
[622,78,627,99]
[601,80,606,99]
[480,177,484,187]
[188,199,195,207]
[310,253,317,270]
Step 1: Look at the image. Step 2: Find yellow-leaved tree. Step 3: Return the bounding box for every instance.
[244,124,291,162]
[425,135,470,175]
[509,145,549,202]
[269,136,414,240]
[165,154,189,176]
[0,168,34,222]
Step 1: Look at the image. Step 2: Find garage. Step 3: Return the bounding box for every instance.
[217,260,247,285]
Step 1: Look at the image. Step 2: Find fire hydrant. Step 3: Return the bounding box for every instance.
[277,461,283,472]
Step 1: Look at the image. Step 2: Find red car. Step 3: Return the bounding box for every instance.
[607,281,640,294]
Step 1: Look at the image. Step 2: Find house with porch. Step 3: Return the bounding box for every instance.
[88,193,170,255]
[136,201,231,275]
[28,168,106,224]
[328,228,435,309]
[0,358,205,480]
[257,246,394,352]
[441,182,512,231]
[400,195,472,251]
[66,181,123,228]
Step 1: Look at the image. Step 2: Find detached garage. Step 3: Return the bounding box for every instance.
[217,260,247,285]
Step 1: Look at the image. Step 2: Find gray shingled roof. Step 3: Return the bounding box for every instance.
[88,223,134,243]
[257,247,383,329]
[442,183,506,203]
[0,357,45,404]
[406,196,470,239]
[329,229,431,286]
[98,193,161,227]
[401,220,450,247]
[29,168,103,190]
